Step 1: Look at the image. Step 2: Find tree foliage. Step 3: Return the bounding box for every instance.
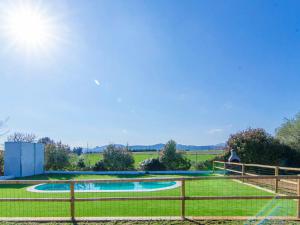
[73,147,83,156]
[159,140,191,170]
[226,128,300,166]
[276,113,300,152]
[195,160,212,170]
[139,158,165,171]
[7,132,36,143]
[45,143,70,170]
[77,158,86,170]
[38,137,55,145]
[93,160,106,171]
[102,144,135,171]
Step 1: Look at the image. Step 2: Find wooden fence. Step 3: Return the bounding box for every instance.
[0,176,300,221]
[213,161,300,194]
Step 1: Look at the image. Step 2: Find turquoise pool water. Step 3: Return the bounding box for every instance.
[28,181,179,192]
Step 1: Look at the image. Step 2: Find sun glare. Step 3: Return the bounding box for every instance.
[0,1,62,55]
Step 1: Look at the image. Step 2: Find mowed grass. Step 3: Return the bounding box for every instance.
[0,174,295,217]
[81,151,220,169]
[1,221,297,225]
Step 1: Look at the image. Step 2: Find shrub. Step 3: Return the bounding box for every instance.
[226,128,300,167]
[139,158,165,171]
[195,160,212,170]
[77,158,86,170]
[102,144,135,171]
[93,160,106,171]
[159,140,191,170]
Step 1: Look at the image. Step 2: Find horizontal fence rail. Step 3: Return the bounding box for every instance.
[213,161,300,194]
[0,175,300,221]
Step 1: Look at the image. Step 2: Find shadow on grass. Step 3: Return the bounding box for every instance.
[0,184,30,189]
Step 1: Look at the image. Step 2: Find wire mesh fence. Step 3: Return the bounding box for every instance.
[0,175,298,221]
[213,161,300,195]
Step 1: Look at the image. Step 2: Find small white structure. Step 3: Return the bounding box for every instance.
[4,142,44,177]
[228,149,241,163]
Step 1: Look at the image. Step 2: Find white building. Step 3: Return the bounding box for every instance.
[4,142,44,177]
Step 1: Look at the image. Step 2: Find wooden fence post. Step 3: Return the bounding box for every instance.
[242,164,245,182]
[70,182,75,220]
[224,162,227,174]
[297,177,300,219]
[212,161,215,174]
[275,166,279,193]
[181,180,185,220]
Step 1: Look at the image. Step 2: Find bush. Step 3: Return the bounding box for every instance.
[77,158,86,170]
[195,160,212,170]
[93,160,106,171]
[226,128,300,166]
[102,144,135,171]
[139,158,165,171]
[159,140,191,170]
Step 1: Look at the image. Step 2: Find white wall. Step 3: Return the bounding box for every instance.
[4,142,21,177]
[4,142,44,177]
[34,143,44,175]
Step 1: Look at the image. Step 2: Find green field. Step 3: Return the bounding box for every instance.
[81,151,220,169]
[0,173,295,218]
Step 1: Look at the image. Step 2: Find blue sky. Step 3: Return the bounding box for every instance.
[0,0,299,147]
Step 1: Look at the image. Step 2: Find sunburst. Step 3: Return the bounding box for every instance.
[0,1,63,56]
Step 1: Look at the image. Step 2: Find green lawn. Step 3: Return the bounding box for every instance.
[1,221,299,225]
[0,221,299,225]
[0,174,295,218]
[81,151,219,169]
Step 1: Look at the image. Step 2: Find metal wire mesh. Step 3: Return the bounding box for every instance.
[213,161,300,195]
[0,182,70,217]
[0,175,297,220]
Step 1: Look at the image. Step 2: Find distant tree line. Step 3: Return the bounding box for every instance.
[3,111,300,173]
[92,140,191,171]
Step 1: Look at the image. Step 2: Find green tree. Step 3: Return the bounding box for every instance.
[102,144,135,171]
[45,143,70,170]
[73,147,83,156]
[276,113,300,152]
[226,128,300,166]
[38,137,55,145]
[159,140,191,170]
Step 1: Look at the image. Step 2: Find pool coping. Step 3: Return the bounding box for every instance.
[45,170,216,175]
[26,181,181,193]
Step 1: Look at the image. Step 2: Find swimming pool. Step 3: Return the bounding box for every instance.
[27,181,180,192]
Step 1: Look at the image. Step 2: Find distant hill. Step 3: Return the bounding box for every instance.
[83,143,225,153]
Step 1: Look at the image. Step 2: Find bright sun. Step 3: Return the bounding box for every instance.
[1,1,60,55]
